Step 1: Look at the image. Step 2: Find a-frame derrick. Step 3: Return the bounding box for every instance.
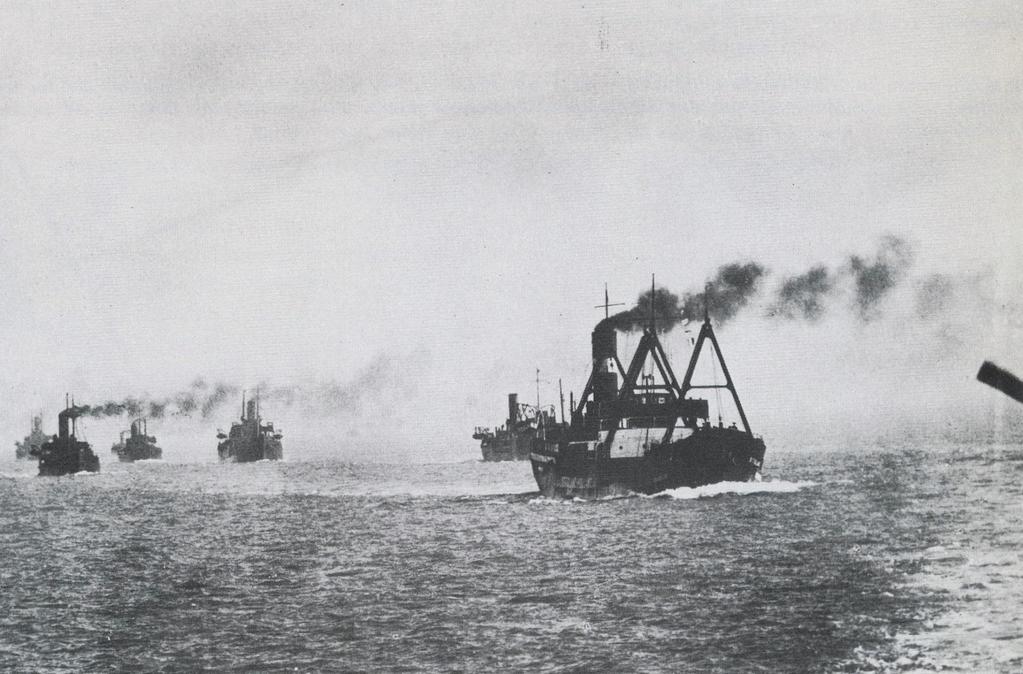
[680,318,752,436]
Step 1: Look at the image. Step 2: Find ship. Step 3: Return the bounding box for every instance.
[473,393,556,461]
[530,290,766,498]
[32,398,101,476]
[15,415,48,460]
[110,418,162,462]
[216,392,283,462]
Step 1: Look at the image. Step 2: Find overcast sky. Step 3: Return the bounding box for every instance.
[2,1,1020,461]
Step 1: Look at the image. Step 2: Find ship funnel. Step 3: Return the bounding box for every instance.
[507,393,518,424]
[591,322,619,403]
[246,399,257,420]
[57,406,81,439]
[130,420,141,436]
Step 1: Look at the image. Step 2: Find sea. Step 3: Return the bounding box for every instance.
[1,444,1021,673]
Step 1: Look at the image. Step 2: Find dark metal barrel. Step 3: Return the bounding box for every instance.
[977,361,1023,405]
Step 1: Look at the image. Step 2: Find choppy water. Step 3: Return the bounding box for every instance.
[1,444,1021,672]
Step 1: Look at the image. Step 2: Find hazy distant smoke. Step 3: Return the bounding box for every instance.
[764,235,915,323]
[847,235,914,321]
[255,355,406,416]
[914,273,956,320]
[77,355,412,423]
[767,266,835,321]
[681,262,767,325]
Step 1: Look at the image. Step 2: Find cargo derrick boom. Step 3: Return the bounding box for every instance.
[572,311,733,456]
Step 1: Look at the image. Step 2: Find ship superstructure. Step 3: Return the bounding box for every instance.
[33,398,101,476]
[216,392,283,463]
[111,418,162,462]
[473,393,555,461]
[530,286,765,498]
[15,416,48,461]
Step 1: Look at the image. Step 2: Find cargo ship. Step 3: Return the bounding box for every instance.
[473,393,555,461]
[530,294,765,498]
[111,418,163,462]
[216,392,283,462]
[15,416,48,461]
[32,398,101,476]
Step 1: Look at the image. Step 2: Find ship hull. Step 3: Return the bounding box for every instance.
[35,441,101,477]
[218,437,283,463]
[117,443,163,462]
[480,431,533,461]
[531,428,765,499]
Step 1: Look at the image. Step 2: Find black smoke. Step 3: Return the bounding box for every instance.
[847,235,914,321]
[681,262,768,325]
[599,262,767,333]
[600,286,685,332]
[80,379,240,421]
[767,266,835,321]
[764,235,915,323]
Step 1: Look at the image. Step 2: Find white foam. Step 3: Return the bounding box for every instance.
[527,496,575,506]
[0,470,35,479]
[651,479,816,500]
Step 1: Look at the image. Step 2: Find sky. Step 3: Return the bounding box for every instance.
[1,1,1021,462]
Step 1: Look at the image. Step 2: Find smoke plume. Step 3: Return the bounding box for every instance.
[847,235,914,321]
[255,355,405,416]
[681,262,768,325]
[914,273,956,320]
[767,266,835,321]
[600,287,685,332]
[80,378,241,420]
[599,262,767,333]
[764,235,915,323]
[76,355,415,423]
[601,236,930,332]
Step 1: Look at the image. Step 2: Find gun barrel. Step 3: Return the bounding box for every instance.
[977,361,1023,405]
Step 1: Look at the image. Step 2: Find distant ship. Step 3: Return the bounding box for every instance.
[32,399,101,476]
[530,290,765,498]
[110,418,162,462]
[15,416,48,461]
[216,392,283,462]
[473,393,555,461]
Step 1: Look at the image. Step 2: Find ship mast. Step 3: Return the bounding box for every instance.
[535,369,540,410]
[558,378,565,424]
[678,289,753,435]
[597,282,624,319]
